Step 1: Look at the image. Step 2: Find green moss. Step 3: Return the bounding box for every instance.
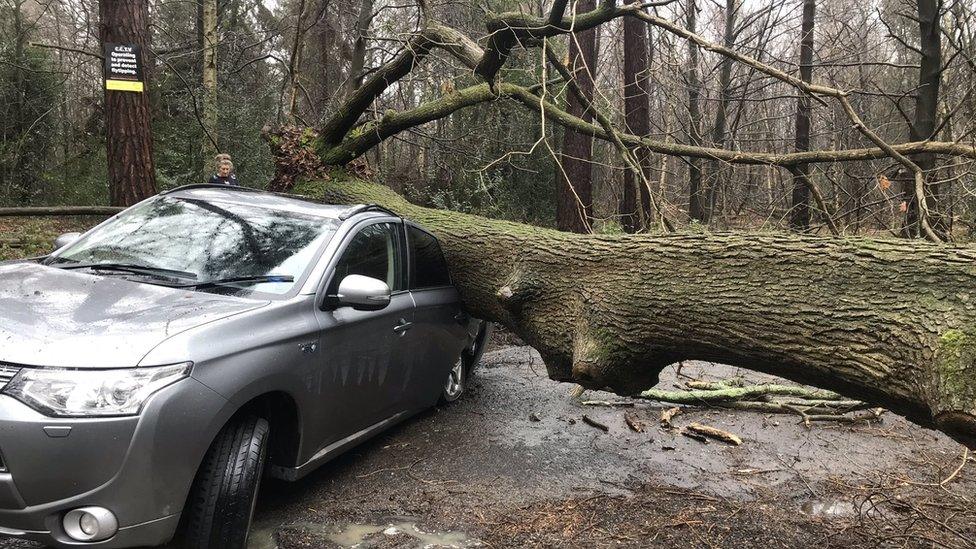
[299,127,318,146]
[941,329,967,349]
[935,329,976,414]
[590,326,628,364]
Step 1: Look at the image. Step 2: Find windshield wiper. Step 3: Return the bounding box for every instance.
[57,262,198,280]
[176,275,295,290]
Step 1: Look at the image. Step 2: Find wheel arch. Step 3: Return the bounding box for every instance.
[231,391,302,468]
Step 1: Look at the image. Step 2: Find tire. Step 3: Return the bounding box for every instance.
[176,415,270,549]
[462,320,491,377]
[440,355,467,403]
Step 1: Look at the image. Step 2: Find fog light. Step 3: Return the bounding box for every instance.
[63,507,118,542]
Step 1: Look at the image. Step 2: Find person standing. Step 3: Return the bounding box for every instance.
[208,154,239,185]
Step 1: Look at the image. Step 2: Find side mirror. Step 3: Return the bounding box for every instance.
[53,232,82,252]
[335,274,391,311]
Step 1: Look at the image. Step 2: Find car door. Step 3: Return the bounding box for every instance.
[404,224,470,406]
[310,220,415,449]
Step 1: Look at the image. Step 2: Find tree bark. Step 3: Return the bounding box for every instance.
[100,0,157,206]
[790,0,815,231]
[556,0,598,233]
[685,0,707,223]
[293,174,976,449]
[903,0,943,238]
[201,0,218,165]
[345,0,374,97]
[621,9,652,233]
[706,0,736,223]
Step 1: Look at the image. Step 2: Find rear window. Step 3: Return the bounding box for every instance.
[407,225,451,289]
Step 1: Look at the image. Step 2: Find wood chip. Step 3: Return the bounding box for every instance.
[684,422,743,445]
[660,406,682,429]
[582,414,610,432]
[624,412,644,432]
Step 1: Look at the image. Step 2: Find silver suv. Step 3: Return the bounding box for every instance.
[0,185,487,548]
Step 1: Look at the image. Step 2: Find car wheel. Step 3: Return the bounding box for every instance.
[462,320,491,377]
[440,355,466,403]
[176,415,270,549]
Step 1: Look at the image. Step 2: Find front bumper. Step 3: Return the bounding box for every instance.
[0,376,230,548]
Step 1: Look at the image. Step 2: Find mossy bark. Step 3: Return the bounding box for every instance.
[293,176,976,448]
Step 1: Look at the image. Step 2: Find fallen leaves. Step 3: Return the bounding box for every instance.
[878,174,892,191]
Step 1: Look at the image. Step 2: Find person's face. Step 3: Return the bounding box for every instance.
[218,164,231,177]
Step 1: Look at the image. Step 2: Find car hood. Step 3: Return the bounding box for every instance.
[0,262,270,368]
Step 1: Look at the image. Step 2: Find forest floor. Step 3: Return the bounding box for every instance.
[0,219,974,548]
[0,217,93,260]
[241,340,975,549]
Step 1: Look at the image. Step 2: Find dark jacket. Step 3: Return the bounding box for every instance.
[208,174,238,186]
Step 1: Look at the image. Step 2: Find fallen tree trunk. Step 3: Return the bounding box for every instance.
[294,174,976,449]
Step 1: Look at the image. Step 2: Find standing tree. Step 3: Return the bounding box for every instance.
[706,0,736,223]
[621,6,653,232]
[346,0,375,97]
[100,0,157,206]
[685,0,707,222]
[201,0,218,167]
[903,0,943,237]
[556,0,598,233]
[790,0,815,230]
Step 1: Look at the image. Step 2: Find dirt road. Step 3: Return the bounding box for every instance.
[3,343,973,548]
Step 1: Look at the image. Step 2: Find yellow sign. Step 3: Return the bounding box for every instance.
[105,79,144,93]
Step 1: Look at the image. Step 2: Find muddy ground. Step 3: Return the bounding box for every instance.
[240,340,975,549]
[1,336,974,549]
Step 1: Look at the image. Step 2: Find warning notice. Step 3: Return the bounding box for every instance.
[104,43,144,93]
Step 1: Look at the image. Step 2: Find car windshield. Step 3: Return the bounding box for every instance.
[48,195,340,296]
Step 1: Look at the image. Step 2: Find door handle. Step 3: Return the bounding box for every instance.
[393,320,413,334]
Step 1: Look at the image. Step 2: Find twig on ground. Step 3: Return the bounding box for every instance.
[940,447,970,487]
[625,412,645,433]
[661,407,682,429]
[684,423,743,446]
[582,414,610,432]
[581,400,636,407]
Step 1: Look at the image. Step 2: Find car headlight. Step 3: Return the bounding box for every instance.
[2,363,192,417]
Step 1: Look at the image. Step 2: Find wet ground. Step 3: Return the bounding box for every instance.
[2,341,974,548]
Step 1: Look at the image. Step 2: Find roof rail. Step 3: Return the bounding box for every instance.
[160,184,265,195]
[338,204,399,220]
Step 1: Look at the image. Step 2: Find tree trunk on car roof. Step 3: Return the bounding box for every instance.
[291,174,976,450]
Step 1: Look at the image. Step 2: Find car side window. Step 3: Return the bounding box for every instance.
[328,222,402,295]
[407,225,451,289]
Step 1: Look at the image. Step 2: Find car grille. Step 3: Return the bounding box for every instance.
[0,364,18,391]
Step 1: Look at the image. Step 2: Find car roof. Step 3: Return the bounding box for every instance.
[160,184,374,220]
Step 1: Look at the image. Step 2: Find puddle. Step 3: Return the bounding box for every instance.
[247,523,279,549]
[248,518,481,549]
[799,499,858,518]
